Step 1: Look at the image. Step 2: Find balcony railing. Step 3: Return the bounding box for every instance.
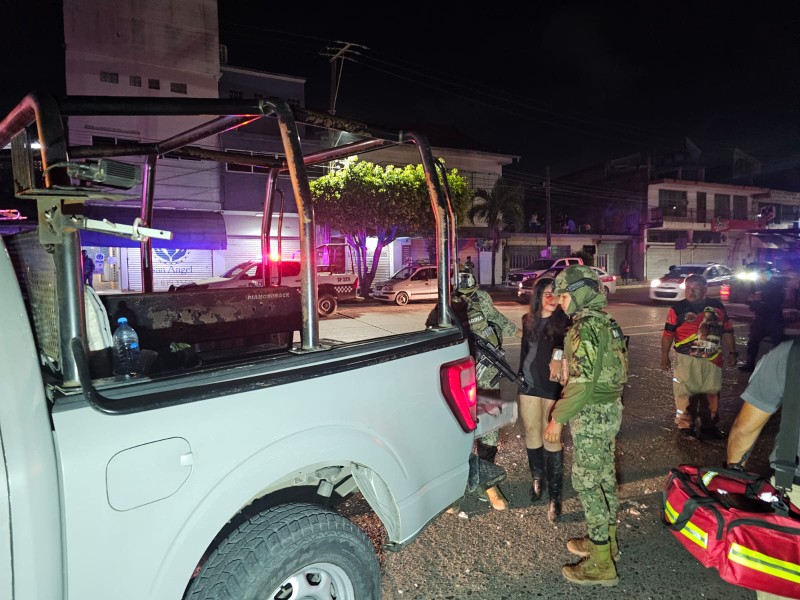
[649,207,756,225]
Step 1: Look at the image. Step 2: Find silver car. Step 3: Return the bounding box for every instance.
[373,265,438,305]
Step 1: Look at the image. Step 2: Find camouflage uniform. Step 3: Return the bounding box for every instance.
[457,278,518,450]
[552,266,628,543]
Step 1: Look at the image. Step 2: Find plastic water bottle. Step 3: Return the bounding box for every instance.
[112,317,140,376]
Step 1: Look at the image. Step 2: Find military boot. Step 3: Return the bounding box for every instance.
[526,446,545,502]
[545,449,563,523]
[562,539,619,586]
[567,525,620,561]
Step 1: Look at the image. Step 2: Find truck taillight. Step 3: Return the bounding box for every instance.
[440,357,477,432]
[721,284,730,302]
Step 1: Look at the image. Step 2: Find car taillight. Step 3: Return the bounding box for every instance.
[353,277,359,291]
[721,284,730,302]
[440,357,477,432]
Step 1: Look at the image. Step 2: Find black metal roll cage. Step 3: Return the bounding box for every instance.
[0,93,457,387]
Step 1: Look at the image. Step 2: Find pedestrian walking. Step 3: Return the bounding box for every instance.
[660,274,737,438]
[82,249,95,288]
[619,259,631,285]
[544,265,629,586]
[739,275,785,372]
[518,277,571,522]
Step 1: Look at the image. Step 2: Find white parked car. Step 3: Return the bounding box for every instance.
[649,262,732,302]
[373,264,439,305]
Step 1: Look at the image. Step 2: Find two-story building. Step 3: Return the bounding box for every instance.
[645,180,800,278]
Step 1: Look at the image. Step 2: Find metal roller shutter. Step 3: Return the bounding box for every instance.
[124,247,214,292]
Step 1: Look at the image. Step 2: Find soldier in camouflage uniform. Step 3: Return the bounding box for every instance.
[544,265,628,587]
[457,271,521,510]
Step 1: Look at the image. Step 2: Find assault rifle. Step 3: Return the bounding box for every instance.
[471,334,529,390]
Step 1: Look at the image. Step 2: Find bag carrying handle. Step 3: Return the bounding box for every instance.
[660,469,719,529]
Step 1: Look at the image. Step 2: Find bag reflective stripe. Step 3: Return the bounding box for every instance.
[664,500,709,549]
[729,543,800,585]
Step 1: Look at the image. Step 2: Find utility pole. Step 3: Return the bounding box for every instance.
[320,41,367,116]
[545,166,552,257]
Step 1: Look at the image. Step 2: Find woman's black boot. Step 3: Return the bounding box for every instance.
[545,449,563,523]
[526,446,545,502]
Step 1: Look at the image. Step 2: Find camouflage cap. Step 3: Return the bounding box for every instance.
[553,265,601,295]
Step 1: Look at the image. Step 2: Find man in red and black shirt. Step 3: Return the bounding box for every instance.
[660,274,738,438]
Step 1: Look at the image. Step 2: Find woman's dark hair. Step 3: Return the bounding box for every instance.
[528,277,570,341]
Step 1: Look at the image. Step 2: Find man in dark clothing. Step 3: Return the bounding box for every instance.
[82,249,95,288]
[619,260,631,285]
[740,277,785,372]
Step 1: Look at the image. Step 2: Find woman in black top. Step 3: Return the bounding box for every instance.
[518,277,571,522]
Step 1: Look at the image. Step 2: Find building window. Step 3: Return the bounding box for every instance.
[160,151,201,162]
[228,89,243,99]
[696,192,706,223]
[693,231,722,244]
[100,71,119,84]
[92,136,139,146]
[658,189,688,218]
[170,82,188,94]
[148,78,160,90]
[714,194,731,219]
[130,75,142,87]
[733,195,748,220]
[647,229,689,243]
[225,149,280,174]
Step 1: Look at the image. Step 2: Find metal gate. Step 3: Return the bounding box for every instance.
[507,245,572,269]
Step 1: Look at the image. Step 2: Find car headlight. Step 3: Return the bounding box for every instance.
[382,285,394,292]
[679,281,686,289]
[650,279,661,288]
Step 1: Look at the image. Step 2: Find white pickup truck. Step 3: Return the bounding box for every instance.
[0,94,515,599]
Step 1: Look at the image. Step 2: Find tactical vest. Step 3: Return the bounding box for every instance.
[575,309,629,388]
[464,294,501,347]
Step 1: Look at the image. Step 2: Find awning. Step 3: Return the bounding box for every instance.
[79,206,227,250]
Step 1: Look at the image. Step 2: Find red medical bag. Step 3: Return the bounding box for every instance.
[662,464,800,597]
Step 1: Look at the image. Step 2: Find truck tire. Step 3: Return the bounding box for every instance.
[394,291,410,306]
[318,293,337,317]
[186,503,380,600]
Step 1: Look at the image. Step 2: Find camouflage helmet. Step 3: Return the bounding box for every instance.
[554,265,601,295]
[457,270,478,294]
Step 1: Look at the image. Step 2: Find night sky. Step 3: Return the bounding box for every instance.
[216,4,799,177]
[2,2,798,178]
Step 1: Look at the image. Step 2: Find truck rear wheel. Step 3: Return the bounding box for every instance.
[186,503,380,600]
[318,293,337,317]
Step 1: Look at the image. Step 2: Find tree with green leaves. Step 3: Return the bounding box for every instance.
[467,177,525,287]
[310,157,470,295]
